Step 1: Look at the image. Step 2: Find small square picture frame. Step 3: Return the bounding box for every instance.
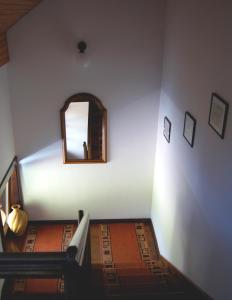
[183,112,196,147]
[208,93,229,139]
[163,116,171,143]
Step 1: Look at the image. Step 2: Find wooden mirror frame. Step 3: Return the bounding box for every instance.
[60,93,107,164]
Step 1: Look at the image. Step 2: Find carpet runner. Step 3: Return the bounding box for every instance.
[7,221,210,299]
[12,223,77,295]
[90,222,205,299]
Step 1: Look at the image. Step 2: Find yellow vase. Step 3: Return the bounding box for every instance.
[7,204,28,236]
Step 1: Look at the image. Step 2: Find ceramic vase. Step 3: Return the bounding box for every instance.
[7,204,28,236]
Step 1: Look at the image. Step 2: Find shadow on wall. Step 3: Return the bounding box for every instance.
[169,171,214,288]
[23,202,49,221]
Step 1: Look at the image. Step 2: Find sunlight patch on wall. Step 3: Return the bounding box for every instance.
[20,141,61,165]
[152,137,177,256]
[151,90,188,269]
[19,141,65,219]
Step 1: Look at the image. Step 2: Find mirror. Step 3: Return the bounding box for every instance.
[60,93,107,163]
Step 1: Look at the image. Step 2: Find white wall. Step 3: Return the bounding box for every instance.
[151,1,232,299]
[0,64,15,299]
[7,0,165,220]
[0,65,15,181]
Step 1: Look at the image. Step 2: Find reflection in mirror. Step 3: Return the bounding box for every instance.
[65,101,89,159]
[60,93,107,163]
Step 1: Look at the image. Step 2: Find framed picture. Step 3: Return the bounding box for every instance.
[208,93,229,139]
[183,112,196,147]
[163,116,171,143]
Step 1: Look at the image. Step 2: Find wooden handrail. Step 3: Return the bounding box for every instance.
[0,156,17,198]
[0,248,78,278]
[0,211,90,299]
[69,212,89,265]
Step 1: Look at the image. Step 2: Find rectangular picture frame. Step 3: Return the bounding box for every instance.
[163,116,171,143]
[183,112,196,147]
[208,92,229,139]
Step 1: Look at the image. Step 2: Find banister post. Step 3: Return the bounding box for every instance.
[78,210,84,223]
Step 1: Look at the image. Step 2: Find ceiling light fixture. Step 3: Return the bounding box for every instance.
[77,41,87,54]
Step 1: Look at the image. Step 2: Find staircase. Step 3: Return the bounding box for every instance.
[90,221,211,300]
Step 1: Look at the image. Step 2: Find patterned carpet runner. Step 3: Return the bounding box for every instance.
[13,223,77,295]
[7,221,209,299]
[91,222,190,298]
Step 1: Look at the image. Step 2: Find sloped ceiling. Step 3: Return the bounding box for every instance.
[0,0,41,66]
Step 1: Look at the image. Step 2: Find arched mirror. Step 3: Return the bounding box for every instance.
[60,93,107,163]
